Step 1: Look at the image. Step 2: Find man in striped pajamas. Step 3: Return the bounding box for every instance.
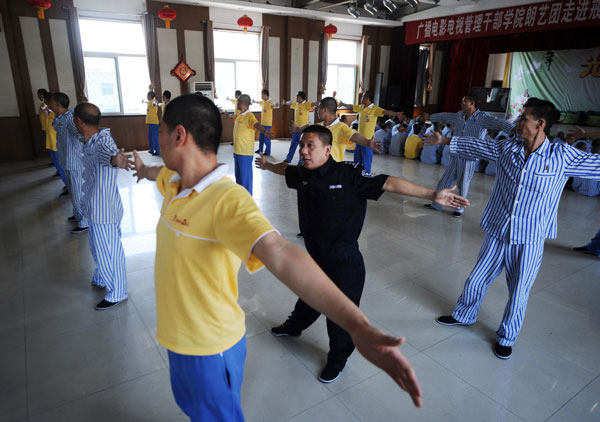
[73,102,131,311]
[425,98,600,359]
[50,93,89,233]
[424,96,515,217]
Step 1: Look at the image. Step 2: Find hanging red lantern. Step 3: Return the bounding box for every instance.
[27,0,52,20]
[324,23,337,41]
[158,5,177,29]
[237,14,253,33]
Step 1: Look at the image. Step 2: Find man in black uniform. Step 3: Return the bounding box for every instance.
[255,125,470,383]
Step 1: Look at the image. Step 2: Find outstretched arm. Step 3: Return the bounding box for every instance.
[337,100,354,109]
[132,150,163,182]
[254,153,288,175]
[350,132,383,153]
[382,177,470,209]
[383,109,406,121]
[253,232,423,407]
[254,123,271,139]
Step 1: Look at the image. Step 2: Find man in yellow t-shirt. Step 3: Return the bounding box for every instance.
[131,94,422,421]
[404,133,424,159]
[143,91,160,155]
[233,94,271,195]
[282,91,313,163]
[316,97,382,162]
[253,89,279,156]
[339,91,405,172]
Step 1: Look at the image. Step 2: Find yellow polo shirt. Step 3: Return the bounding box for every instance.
[291,101,312,127]
[320,120,356,162]
[259,99,274,127]
[46,111,57,151]
[233,110,258,156]
[39,101,47,130]
[155,165,276,356]
[353,104,385,139]
[146,101,159,124]
[404,135,423,159]
[232,99,240,119]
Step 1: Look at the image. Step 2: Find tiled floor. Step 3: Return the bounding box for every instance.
[1,140,599,422]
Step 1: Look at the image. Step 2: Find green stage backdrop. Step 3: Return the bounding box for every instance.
[508,48,600,127]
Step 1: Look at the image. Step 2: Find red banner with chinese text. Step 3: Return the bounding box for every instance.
[405,0,600,45]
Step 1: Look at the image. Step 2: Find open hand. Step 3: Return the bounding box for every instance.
[254,152,268,170]
[352,324,422,408]
[423,132,445,146]
[369,137,383,154]
[113,148,134,170]
[132,150,146,182]
[432,185,470,209]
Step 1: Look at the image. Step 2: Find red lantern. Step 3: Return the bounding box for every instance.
[237,14,253,33]
[27,0,52,20]
[324,23,337,41]
[158,5,177,29]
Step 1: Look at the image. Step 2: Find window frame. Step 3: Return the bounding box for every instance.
[326,39,359,104]
[213,29,261,112]
[80,18,149,116]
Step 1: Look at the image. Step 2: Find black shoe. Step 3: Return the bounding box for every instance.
[319,364,342,383]
[255,149,261,153]
[424,203,434,209]
[283,160,291,163]
[572,246,598,256]
[270,325,301,337]
[296,233,304,239]
[95,298,127,311]
[71,226,88,234]
[453,211,463,218]
[263,153,271,156]
[494,342,512,359]
[48,162,54,167]
[436,315,472,326]
[67,216,77,222]
[53,171,60,178]
[59,187,69,197]
[230,142,234,145]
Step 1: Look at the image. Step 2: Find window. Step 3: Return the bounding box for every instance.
[213,30,261,111]
[325,40,359,104]
[79,19,150,115]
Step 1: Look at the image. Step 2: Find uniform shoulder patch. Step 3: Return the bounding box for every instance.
[342,161,361,169]
[361,170,375,178]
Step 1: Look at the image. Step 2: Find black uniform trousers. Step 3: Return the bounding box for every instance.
[282,243,366,371]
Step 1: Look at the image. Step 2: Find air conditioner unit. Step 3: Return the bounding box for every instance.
[189,81,214,101]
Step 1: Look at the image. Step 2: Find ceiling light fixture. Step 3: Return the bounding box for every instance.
[406,0,420,7]
[382,0,398,12]
[364,0,378,15]
[347,2,360,18]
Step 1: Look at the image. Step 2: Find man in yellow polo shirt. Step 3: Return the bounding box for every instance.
[282,91,313,163]
[233,94,271,195]
[131,94,422,421]
[339,91,404,172]
[144,91,160,155]
[316,97,381,162]
[253,89,278,156]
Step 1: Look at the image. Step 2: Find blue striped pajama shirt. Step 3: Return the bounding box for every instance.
[82,128,127,302]
[448,134,600,346]
[54,110,88,227]
[430,110,515,213]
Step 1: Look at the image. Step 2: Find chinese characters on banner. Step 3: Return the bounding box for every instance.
[405,0,600,45]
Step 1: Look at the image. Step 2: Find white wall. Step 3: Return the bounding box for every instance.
[268,37,280,103]
[73,0,146,16]
[307,40,319,102]
[185,30,205,83]
[209,7,262,30]
[20,17,48,113]
[49,19,77,105]
[289,38,303,100]
[156,28,180,97]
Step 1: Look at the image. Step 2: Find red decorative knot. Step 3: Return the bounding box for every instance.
[324,23,338,40]
[170,60,196,83]
[27,0,52,20]
[237,14,253,33]
[158,5,177,29]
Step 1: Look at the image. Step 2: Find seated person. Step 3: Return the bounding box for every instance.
[390,123,408,157]
[552,131,565,143]
[420,124,444,164]
[404,124,423,160]
[440,144,451,167]
[572,145,600,196]
[374,120,394,154]
[441,124,453,138]
[573,139,592,153]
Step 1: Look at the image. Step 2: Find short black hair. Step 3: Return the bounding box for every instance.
[318,97,337,115]
[523,97,561,134]
[362,91,374,102]
[74,102,101,126]
[296,91,306,100]
[238,94,251,107]
[51,92,70,109]
[261,89,269,96]
[162,90,171,100]
[592,145,600,154]
[574,141,587,152]
[413,123,423,134]
[163,94,222,154]
[43,92,53,102]
[37,88,48,95]
[302,125,332,146]
[352,123,358,130]
[147,91,155,99]
[235,90,242,96]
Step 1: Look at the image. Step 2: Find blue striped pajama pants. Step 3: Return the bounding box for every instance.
[66,170,89,227]
[89,223,128,303]
[452,233,545,347]
[430,154,477,213]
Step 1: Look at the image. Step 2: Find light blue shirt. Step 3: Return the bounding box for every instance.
[450,135,600,244]
[421,144,443,164]
[54,110,84,171]
[572,177,600,196]
[82,128,123,224]
[374,128,392,153]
